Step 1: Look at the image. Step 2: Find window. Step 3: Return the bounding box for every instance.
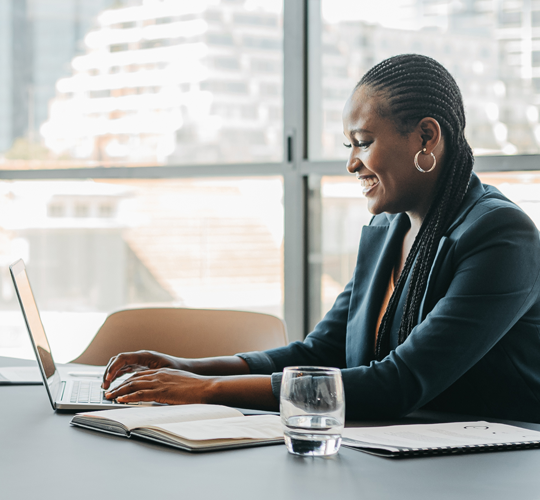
[155,17,175,25]
[74,204,90,218]
[0,178,283,362]
[89,90,111,98]
[305,0,540,326]
[207,32,235,45]
[307,176,371,327]
[251,59,281,73]
[8,2,283,168]
[500,11,522,26]
[233,13,278,27]
[0,0,538,361]
[200,80,249,94]
[48,203,65,218]
[310,0,540,159]
[212,56,241,70]
[243,37,281,51]
[259,83,280,97]
[0,0,285,362]
[98,203,115,218]
[140,39,171,49]
[205,10,223,23]
[110,43,130,52]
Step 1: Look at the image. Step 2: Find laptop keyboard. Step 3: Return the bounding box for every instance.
[70,380,113,405]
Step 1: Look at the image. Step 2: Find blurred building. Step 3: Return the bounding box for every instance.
[0,180,175,312]
[0,0,116,154]
[0,175,284,310]
[313,19,504,158]
[421,0,540,153]
[41,0,283,165]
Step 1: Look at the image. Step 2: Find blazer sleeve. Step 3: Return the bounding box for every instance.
[336,204,540,419]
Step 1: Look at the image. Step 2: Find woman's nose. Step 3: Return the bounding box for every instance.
[346,155,360,174]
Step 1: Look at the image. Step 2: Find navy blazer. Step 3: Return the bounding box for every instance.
[242,173,540,422]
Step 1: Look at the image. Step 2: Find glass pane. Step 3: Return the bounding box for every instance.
[0,177,284,361]
[311,0,540,159]
[0,0,283,169]
[477,171,540,227]
[308,176,371,328]
[311,172,540,326]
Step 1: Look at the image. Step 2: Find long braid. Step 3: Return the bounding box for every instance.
[360,54,474,361]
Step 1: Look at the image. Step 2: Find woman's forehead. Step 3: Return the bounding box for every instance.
[342,86,389,132]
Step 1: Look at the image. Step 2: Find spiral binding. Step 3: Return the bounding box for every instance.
[392,440,540,458]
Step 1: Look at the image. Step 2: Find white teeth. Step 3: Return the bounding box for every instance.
[358,176,379,188]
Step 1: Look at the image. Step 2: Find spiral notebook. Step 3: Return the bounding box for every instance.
[342,421,540,458]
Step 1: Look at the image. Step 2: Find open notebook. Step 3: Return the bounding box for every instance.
[71,404,284,452]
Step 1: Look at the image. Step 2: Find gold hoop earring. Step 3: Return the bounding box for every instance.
[414,148,436,173]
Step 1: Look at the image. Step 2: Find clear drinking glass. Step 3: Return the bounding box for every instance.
[280,366,345,456]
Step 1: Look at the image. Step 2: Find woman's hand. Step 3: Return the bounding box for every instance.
[101,350,187,390]
[104,368,212,404]
[102,352,251,389]
[104,366,279,411]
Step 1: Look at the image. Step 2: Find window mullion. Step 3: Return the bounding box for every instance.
[283,0,308,342]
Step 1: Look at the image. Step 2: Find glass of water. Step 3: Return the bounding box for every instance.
[280,366,345,456]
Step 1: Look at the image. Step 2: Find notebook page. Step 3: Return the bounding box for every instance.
[150,415,283,441]
[343,421,540,449]
[77,404,243,431]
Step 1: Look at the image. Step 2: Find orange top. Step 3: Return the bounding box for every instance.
[374,268,395,350]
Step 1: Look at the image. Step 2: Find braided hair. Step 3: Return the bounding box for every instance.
[356,54,474,361]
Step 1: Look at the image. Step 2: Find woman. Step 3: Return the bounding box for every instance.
[102,54,540,422]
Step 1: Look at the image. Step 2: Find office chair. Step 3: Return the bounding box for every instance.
[70,307,288,366]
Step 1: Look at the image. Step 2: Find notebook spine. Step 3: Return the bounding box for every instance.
[397,440,540,458]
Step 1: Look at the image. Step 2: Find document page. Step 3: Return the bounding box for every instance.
[77,404,244,431]
[343,421,540,449]
[151,415,283,441]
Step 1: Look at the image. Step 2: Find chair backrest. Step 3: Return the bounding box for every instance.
[70,308,288,366]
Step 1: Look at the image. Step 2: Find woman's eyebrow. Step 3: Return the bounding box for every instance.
[349,128,373,135]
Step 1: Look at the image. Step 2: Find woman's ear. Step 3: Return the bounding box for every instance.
[417,117,442,155]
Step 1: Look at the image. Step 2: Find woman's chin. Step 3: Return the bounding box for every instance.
[366,201,383,215]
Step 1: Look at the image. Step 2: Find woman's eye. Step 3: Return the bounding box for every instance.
[343,142,371,150]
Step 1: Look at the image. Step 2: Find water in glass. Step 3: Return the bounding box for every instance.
[283,414,342,456]
[280,366,345,456]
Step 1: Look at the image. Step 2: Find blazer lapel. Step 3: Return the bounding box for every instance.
[345,172,487,367]
[418,172,486,321]
[445,172,485,234]
[418,236,450,321]
[346,213,410,367]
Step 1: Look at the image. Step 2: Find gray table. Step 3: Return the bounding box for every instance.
[2,355,540,500]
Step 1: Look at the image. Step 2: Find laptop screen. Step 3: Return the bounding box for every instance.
[10,259,61,409]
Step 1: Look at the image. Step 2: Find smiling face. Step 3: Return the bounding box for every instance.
[342,86,443,221]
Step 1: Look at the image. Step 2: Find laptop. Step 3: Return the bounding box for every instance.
[9,258,146,410]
